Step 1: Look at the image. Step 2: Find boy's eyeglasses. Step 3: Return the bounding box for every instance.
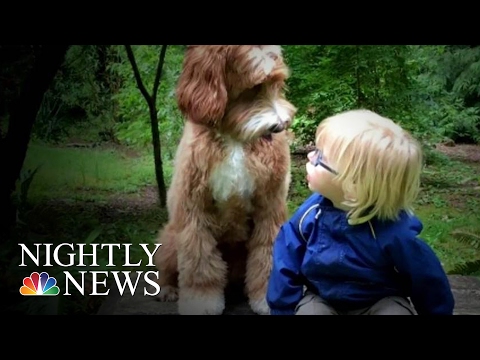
[311,149,338,175]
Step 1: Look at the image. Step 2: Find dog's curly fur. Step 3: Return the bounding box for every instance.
[153,45,297,315]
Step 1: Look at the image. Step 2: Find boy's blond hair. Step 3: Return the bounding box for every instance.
[315,109,423,223]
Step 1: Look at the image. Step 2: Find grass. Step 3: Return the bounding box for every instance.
[21,143,164,201]
[414,154,480,274]
[414,205,479,272]
[3,141,479,315]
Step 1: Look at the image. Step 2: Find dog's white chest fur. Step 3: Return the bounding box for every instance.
[209,141,255,202]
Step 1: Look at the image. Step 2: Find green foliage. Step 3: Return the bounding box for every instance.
[33,45,188,155]
[31,44,480,150]
[450,260,480,276]
[283,45,414,145]
[422,145,452,167]
[408,45,480,144]
[287,155,312,216]
[441,46,480,100]
[34,46,119,143]
[109,45,185,159]
[420,155,478,196]
[280,45,480,147]
[13,164,43,225]
[451,228,480,247]
[289,114,319,146]
[449,228,480,276]
[411,149,480,274]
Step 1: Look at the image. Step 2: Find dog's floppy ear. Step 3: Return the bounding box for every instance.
[176,46,228,126]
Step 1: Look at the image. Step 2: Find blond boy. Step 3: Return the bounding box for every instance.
[266,109,455,315]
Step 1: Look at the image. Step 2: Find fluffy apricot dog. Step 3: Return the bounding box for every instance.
[153,45,297,315]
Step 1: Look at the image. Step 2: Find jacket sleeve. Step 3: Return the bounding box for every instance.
[266,220,306,315]
[383,216,455,315]
[266,195,321,315]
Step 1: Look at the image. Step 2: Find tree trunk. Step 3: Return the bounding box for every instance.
[0,45,70,241]
[148,99,167,208]
[150,45,168,208]
[124,45,168,208]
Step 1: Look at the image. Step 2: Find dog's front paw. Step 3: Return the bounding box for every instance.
[178,290,225,315]
[249,298,271,315]
[154,285,178,302]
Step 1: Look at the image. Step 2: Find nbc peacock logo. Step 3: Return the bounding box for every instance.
[20,271,60,296]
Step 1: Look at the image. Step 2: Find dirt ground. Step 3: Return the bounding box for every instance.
[434,143,480,163]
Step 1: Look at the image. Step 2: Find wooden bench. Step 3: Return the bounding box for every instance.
[97,274,480,315]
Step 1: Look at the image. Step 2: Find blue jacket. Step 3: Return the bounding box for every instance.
[266,193,455,315]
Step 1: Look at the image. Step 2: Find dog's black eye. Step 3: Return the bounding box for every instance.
[253,84,262,92]
[237,85,262,102]
[250,84,263,96]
